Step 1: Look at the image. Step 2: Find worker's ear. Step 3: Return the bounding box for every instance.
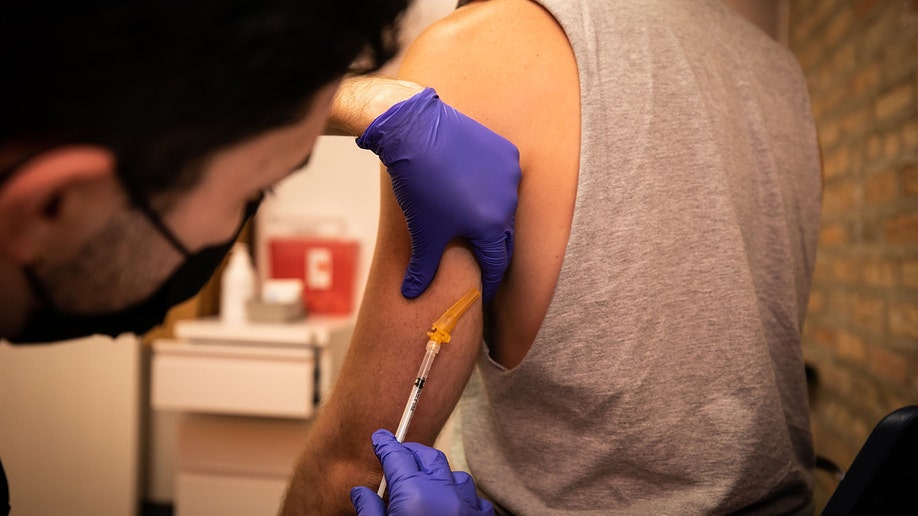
[0,145,120,264]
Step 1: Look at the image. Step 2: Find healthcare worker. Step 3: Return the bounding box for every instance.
[0,1,508,513]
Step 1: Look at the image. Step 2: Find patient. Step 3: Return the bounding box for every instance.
[282,0,823,514]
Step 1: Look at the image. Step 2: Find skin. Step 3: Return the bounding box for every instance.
[0,81,341,338]
[326,76,424,137]
[281,0,581,513]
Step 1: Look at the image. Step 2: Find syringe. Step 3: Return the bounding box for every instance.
[377,287,481,497]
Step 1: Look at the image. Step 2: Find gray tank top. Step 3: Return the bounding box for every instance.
[459,0,822,514]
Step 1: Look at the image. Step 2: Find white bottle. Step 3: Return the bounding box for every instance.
[220,242,256,324]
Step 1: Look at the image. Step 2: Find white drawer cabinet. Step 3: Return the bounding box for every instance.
[152,342,316,418]
[149,317,353,516]
[151,316,352,417]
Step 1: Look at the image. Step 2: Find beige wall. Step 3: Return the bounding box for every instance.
[0,336,142,516]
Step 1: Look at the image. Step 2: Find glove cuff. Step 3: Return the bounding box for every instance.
[355,87,440,160]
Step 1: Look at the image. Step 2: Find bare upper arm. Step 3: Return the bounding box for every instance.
[398,0,581,367]
[331,1,581,446]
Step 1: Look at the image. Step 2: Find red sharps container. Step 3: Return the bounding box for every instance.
[268,237,359,315]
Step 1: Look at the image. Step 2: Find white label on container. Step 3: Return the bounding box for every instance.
[306,248,333,290]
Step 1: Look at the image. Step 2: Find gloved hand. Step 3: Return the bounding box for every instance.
[356,88,521,302]
[350,429,495,516]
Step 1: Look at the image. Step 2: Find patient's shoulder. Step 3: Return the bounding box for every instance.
[405,0,569,73]
[399,0,578,165]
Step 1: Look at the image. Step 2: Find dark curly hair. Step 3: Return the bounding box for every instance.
[1,0,409,196]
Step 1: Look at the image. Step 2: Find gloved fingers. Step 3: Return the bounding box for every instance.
[371,429,425,482]
[350,486,387,516]
[453,472,496,515]
[479,265,502,305]
[452,471,482,507]
[401,239,449,299]
[478,497,496,515]
[356,88,440,165]
[402,441,455,482]
[470,229,514,303]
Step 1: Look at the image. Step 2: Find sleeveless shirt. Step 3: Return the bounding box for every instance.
[458,0,822,514]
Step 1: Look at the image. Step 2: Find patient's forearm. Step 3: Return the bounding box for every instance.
[326,76,425,136]
[281,415,382,515]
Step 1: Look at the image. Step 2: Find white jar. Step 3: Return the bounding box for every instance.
[220,242,256,324]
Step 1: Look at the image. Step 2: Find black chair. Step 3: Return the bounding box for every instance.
[821,405,918,515]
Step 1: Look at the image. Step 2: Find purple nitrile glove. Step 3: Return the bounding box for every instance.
[350,429,494,516]
[356,88,521,302]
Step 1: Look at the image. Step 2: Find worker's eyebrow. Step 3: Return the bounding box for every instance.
[258,153,312,197]
[290,152,313,173]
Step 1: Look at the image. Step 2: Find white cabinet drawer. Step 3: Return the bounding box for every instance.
[176,471,288,516]
[152,340,315,419]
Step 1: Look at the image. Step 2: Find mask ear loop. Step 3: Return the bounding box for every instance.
[22,266,58,310]
[114,163,193,259]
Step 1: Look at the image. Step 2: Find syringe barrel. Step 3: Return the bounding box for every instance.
[417,341,440,379]
[395,343,440,441]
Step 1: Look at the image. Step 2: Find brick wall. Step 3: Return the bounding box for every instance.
[787,0,918,509]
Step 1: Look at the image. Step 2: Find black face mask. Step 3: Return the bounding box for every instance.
[2,151,261,344]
